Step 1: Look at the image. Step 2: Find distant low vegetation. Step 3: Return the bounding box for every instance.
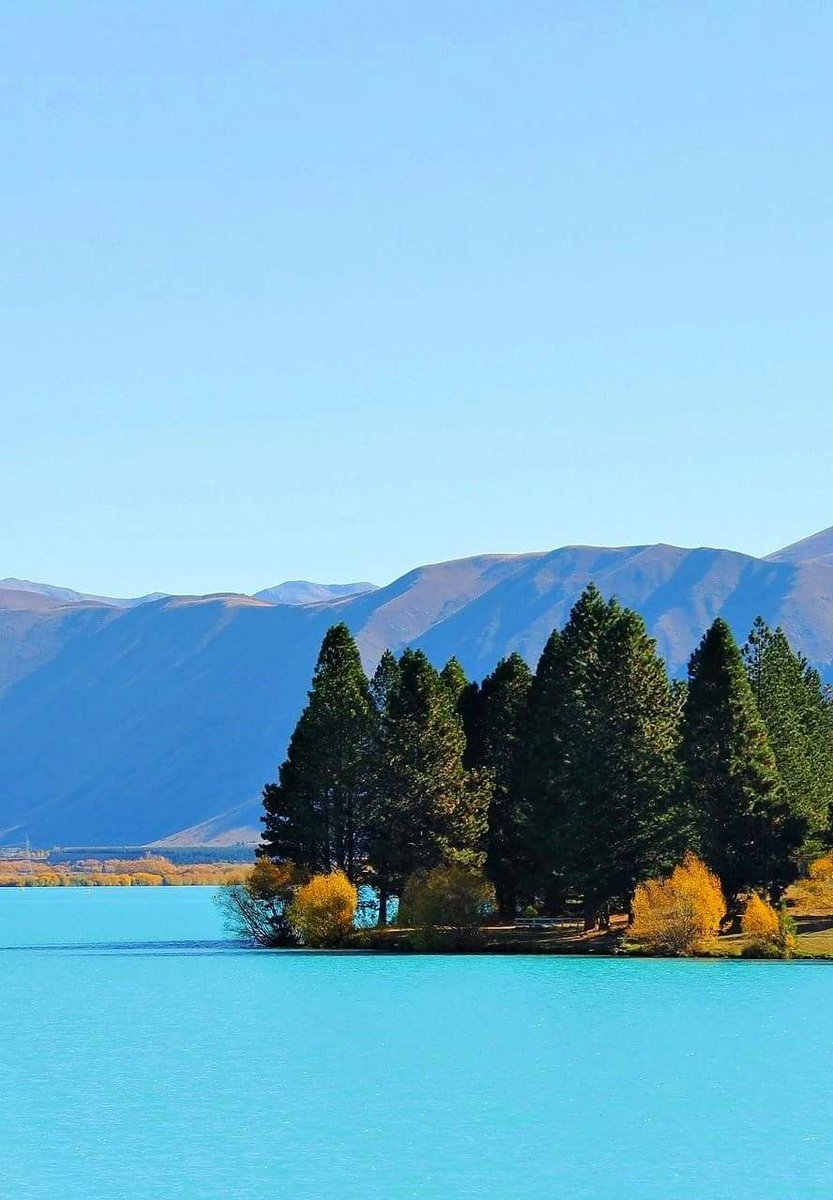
[220,586,833,953]
[0,855,248,887]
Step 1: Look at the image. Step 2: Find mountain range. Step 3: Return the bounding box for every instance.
[1,527,831,848]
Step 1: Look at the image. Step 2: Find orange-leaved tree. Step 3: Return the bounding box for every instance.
[288,870,358,948]
[630,853,726,955]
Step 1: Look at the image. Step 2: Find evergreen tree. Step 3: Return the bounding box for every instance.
[564,606,683,927]
[370,649,401,715]
[744,618,833,845]
[440,656,469,704]
[517,586,614,914]
[682,618,804,903]
[469,653,533,918]
[515,626,570,912]
[260,712,320,869]
[365,648,402,925]
[367,649,489,919]
[260,624,374,880]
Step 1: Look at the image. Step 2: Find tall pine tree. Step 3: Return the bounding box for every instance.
[744,618,833,846]
[260,624,374,880]
[367,649,489,920]
[466,653,534,918]
[682,618,803,903]
[563,605,683,927]
[517,586,614,914]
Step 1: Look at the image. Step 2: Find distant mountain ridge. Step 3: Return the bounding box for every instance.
[766,525,833,566]
[0,576,378,609]
[0,578,168,608]
[1,528,831,847]
[254,581,378,605]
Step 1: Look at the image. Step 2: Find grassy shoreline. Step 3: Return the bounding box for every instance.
[351,912,833,959]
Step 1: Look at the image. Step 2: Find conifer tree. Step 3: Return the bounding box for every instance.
[514,627,571,910]
[744,618,833,844]
[470,653,533,918]
[682,618,804,903]
[564,606,683,927]
[518,586,616,914]
[260,624,374,880]
[440,656,469,704]
[367,649,489,918]
[370,649,401,715]
[365,648,402,925]
[260,713,320,868]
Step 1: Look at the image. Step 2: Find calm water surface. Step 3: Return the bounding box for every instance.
[2,886,832,1199]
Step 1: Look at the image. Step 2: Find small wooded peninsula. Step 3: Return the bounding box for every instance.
[219,584,833,957]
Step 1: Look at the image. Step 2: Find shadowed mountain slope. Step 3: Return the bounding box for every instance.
[0,534,831,846]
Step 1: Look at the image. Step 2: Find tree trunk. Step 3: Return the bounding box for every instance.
[497,884,516,922]
[377,883,389,928]
[543,879,567,917]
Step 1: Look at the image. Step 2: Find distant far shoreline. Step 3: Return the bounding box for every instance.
[0,848,252,888]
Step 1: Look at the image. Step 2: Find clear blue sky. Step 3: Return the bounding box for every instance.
[2,2,831,597]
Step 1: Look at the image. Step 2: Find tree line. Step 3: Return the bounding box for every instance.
[259,585,833,927]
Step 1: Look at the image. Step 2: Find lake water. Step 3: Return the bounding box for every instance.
[2,887,832,1199]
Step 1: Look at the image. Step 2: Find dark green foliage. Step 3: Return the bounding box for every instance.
[563,604,684,926]
[744,618,833,845]
[367,649,490,906]
[514,626,573,912]
[439,657,469,705]
[518,586,682,925]
[370,649,401,716]
[683,619,804,903]
[465,653,533,918]
[535,585,617,918]
[260,624,374,879]
[261,606,824,934]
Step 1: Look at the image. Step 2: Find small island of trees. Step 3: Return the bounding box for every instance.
[219,585,833,956]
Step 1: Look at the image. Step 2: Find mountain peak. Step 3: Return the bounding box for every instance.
[254,581,378,606]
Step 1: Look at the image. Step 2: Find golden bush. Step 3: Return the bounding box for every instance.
[808,854,833,882]
[741,893,795,958]
[288,870,357,947]
[788,854,833,916]
[631,853,726,955]
[741,894,780,941]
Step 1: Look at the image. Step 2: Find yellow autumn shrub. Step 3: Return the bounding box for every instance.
[741,894,780,942]
[631,853,726,955]
[808,854,833,882]
[288,870,358,948]
[787,854,833,916]
[741,893,795,958]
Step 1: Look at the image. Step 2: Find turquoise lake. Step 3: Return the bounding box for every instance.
[2,887,832,1199]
